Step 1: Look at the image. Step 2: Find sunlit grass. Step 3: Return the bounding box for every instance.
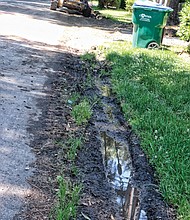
[54,176,81,220]
[100,41,190,219]
[97,9,132,23]
[72,99,92,125]
[52,136,83,219]
[91,1,132,23]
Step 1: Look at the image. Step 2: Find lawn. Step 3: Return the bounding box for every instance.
[100,42,190,219]
[91,1,132,23]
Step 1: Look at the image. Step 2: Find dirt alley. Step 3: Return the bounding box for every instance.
[0,0,177,219]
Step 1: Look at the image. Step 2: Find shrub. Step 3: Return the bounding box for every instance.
[120,0,126,9]
[114,0,121,9]
[177,3,190,41]
[125,0,134,11]
[98,0,121,9]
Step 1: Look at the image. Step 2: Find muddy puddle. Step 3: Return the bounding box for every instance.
[95,81,148,220]
[100,132,147,220]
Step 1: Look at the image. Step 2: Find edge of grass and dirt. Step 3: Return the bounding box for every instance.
[14,7,190,220]
[52,38,190,219]
[84,8,190,218]
[58,41,189,219]
[15,41,189,220]
[92,41,190,219]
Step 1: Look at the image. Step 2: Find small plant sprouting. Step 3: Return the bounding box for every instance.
[81,52,96,63]
[71,165,79,176]
[68,92,81,105]
[67,137,83,161]
[72,99,92,125]
[55,176,81,220]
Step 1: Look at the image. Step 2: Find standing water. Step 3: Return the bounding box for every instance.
[96,80,147,219]
[101,132,147,220]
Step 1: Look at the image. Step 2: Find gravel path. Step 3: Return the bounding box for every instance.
[0,1,59,219]
[0,2,50,218]
[0,38,45,219]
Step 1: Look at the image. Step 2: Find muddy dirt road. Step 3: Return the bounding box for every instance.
[0,0,177,219]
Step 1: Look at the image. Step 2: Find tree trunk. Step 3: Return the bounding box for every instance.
[168,0,180,25]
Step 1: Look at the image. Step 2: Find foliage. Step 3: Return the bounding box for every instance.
[72,99,92,125]
[91,6,132,23]
[100,41,190,219]
[55,176,81,220]
[68,92,80,105]
[97,0,120,9]
[66,137,82,161]
[125,0,134,11]
[177,2,190,41]
[120,0,126,9]
[112,0,122,9]
[81,52,96,63]
[97,0,137,9]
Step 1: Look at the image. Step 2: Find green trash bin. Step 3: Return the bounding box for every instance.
[132,1,173,48]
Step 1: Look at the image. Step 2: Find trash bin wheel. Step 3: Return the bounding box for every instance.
[147,42,160,49]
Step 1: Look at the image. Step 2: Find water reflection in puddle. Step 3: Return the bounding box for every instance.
[101,131,131,206]
[101,132,147,220]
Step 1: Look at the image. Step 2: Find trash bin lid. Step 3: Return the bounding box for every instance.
[133,0,173,12]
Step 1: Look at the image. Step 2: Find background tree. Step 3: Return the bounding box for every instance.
[98,0,105,8]
[168,0,180,24]
[177,1,190,41]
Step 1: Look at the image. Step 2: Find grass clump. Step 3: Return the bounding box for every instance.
[81,52,97,63]
[55,176,81,220]
[101,42,190,219]
[66,137,83,161]
[72,99,92,125]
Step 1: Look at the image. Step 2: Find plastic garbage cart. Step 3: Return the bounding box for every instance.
[132,0,173,48]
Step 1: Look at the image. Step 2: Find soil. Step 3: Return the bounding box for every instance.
[14,53,176,219]
[0,0,184,219]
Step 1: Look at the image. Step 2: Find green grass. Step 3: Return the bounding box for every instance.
[81,52,97,63]
[67,92,81,105]
[100,42,190,219]
[72,99,92,125]
[53,136,84,218]
[91,1,132,23]
[55,176,81,220]
[96,9,132,23]
[66,137,83,161]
